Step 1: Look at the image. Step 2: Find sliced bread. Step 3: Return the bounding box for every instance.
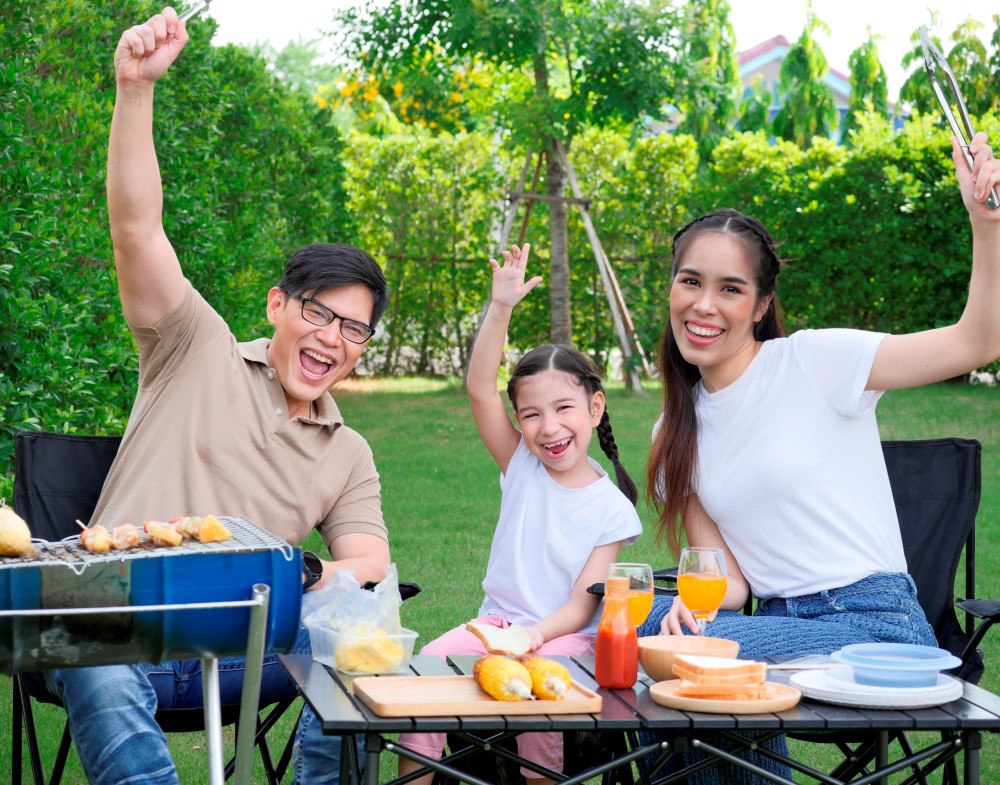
[466,621,532,656]
[671,654,766,684]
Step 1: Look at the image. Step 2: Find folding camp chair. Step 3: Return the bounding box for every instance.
[9,431,298,785]
[793,437,999,785]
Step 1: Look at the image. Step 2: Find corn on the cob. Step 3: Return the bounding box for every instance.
[516,655,572,700]
[473,655,535,701]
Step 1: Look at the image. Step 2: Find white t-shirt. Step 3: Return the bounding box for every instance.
[479,438,643,634]
[691,329,907,599]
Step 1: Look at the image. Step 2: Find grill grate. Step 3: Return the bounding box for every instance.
[1,516,295,575]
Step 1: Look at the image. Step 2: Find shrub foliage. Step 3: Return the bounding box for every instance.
[3,0,997,491]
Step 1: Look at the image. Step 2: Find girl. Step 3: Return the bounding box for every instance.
[640,133,1000,784]
[397,244,643,785]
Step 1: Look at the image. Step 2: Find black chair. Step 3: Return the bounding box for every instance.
[10,431,297,785]
[798,437,999,785]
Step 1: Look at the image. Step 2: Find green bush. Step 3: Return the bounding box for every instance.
[1,0,355,486]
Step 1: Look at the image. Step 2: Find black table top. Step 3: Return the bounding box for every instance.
[279,653,1000,737]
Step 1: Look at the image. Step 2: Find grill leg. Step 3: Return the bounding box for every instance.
[202,657,226,785]
[234,584,270,785]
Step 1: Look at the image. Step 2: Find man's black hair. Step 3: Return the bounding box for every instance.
[278,243,389,327]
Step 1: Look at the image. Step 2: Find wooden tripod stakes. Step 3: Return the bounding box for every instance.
[493,141,651,392]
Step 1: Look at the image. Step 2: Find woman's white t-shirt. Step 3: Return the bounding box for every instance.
[690,329,907,599]
[479,438,643,634]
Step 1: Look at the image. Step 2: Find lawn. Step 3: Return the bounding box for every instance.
[2,377,998,783]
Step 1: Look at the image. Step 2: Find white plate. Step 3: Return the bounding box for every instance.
[791,668,964,709]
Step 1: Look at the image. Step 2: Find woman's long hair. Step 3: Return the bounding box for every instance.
[646,209,786,554]
[508,344,639,506]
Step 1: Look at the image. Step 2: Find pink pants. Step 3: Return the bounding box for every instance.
[397,615,595,780]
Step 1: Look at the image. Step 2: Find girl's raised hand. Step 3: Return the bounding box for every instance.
[488,244,543,309]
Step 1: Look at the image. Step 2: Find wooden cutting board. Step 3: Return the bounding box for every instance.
[353,675,602,717]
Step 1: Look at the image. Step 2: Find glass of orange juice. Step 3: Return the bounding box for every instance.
[677,547,727,636]
[606,563,654,626]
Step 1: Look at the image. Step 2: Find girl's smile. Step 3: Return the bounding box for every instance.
[513,369,604,487]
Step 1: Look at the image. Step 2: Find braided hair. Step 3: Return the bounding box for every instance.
[647,209,787,554]
[507,344,639,506]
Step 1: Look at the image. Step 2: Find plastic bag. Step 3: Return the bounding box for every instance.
[302,562,402,634]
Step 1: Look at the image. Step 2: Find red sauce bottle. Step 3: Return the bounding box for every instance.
[595,575,638,688]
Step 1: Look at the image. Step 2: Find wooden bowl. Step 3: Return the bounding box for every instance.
[637,635,739,682]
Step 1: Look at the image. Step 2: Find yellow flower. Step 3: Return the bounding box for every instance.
[362,85,380,102]
[314,96,329,109]
[393,81,404,98]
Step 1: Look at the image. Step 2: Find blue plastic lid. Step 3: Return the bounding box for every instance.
[831,643,961,672]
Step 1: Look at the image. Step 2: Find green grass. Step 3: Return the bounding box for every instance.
[2,378,998,783]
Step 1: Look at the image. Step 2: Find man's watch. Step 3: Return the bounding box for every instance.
[302,550,323,592]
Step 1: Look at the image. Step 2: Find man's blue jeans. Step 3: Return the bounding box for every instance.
[43,624,350,785]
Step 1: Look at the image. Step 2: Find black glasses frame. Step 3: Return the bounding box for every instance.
[289,292,375,344]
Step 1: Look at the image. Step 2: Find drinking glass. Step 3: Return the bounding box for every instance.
[606,563,654,626]
[676,547,727,636]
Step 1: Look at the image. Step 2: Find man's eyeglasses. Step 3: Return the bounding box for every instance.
[289,292,375,344]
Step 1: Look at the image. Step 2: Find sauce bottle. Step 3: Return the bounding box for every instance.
[595,574,638,688]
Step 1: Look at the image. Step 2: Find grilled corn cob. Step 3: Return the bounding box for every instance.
[516,655,572,700]
[473,655,535,701]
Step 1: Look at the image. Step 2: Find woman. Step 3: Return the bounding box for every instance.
[639,133,999,784]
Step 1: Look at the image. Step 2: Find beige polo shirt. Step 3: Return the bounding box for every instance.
[91,281,387,551]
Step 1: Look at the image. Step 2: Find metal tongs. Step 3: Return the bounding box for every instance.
[179,0,213,23]
[920,27,998,210]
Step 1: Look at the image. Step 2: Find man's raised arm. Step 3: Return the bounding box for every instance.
[108,7,190,326]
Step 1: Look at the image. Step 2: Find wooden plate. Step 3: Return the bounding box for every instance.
[649,680,801,714]
[353,675,602,717]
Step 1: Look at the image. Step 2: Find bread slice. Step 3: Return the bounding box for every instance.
[671,654,766,684]
[674,680,765,700]
[465,622,532,656]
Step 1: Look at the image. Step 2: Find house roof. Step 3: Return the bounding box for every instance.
[738,34,851,103]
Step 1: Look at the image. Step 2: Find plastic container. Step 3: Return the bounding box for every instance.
[595,575,638,689]
[831,643,962,688]
[307,622,417,674]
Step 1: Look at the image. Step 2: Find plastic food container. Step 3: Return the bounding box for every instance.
[831,643,962,688]
[307,622,417,674]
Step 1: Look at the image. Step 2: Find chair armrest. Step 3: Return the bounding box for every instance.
[956,598,1000,621]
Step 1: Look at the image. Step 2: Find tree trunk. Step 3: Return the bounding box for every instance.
[545,136,572,345]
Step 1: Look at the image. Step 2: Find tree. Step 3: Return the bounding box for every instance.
[336,0,685,345]
[771,9,838,149]
[738,75,773,134]
[841,28,889,144]
[253,37,337,98]
[946,17,996,116]
[674,0,742,163]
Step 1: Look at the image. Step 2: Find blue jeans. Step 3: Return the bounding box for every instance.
[635,572,937,785]
[43,624,351,785]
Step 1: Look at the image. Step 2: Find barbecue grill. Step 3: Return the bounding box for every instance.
[0,515,303,785]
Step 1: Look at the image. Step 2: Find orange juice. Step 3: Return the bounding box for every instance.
[627,590,653,626]
[677,573,727,619]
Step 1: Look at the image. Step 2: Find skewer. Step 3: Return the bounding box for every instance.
[76,519,89,531]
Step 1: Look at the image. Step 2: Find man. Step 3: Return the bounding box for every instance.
[42,8,389,784]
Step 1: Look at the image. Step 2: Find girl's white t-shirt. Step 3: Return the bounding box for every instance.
[690,328,907,599]
[479,438,643,634]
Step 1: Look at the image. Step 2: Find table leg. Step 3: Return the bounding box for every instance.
[364,732,382,785]
[201,657,225,785]
[875,731,888,785]
[233,584,271,785]
[965,730,981,785]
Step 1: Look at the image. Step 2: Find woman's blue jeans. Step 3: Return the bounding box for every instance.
[634,572,937,785]
[43,624,352,785]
